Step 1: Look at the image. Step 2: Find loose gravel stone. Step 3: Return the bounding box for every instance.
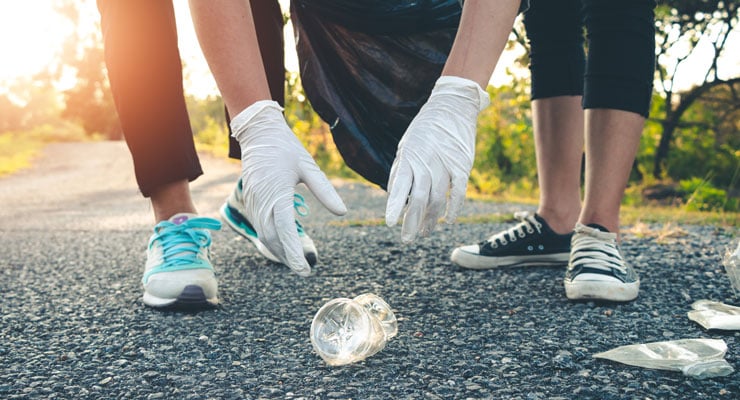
[1,143,738,398]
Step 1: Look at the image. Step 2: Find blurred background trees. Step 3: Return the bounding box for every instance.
[1,0,737,211]
[652,0,739,181]
[471,0,739,210]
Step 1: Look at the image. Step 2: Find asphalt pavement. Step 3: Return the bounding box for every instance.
[1,141,738,399]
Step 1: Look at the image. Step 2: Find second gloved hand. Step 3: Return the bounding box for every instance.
[231,100,347,276]
[385,76,490,243]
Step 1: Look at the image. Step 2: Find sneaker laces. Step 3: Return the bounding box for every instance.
[570,224,626,274]
[150,217,222,269]
[293,194,309,235]
[483,211,542,248]
[237,180,309,235]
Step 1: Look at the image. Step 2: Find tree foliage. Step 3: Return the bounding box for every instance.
[471,79,536,196]
[506,0,739,202]
[1,1,735,211]
[53,0,120,139]
[0,0,120,139]
[652,0,739,179]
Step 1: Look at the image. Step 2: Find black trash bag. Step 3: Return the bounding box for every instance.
[291,0,462,190]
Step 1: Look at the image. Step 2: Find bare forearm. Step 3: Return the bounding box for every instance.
[188,0,271,113]
[442,0,521,88]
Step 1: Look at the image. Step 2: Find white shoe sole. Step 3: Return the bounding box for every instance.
[451,247,569,269]
[143,284,219,308]
[564,278,640,302]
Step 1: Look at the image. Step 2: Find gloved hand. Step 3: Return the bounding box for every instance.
[231,100,347,276]
[385,76,490,243]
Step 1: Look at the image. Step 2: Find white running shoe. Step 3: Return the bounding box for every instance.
[219,180,318,266]
[142,213,221,308]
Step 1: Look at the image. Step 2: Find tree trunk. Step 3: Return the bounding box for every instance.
[653,120,676,179]
[651,78,740,179]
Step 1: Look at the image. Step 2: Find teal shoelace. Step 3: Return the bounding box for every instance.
[149,217,222,270]
[293,194,309,235]
[237,180,310,236]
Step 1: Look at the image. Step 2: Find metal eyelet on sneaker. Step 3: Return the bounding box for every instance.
[500,238,508,245]
[518,231,526,238]
[527,227,535,234]
[527,245,534,251]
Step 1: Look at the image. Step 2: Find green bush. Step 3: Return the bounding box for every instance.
[679,177,738,212]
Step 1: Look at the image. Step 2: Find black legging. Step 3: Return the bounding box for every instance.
[523,0,655,117]
[97,0,284,197]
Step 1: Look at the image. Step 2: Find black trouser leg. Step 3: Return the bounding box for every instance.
[524,0,655,117]
[523,0,585,100]
[582,0,656,117]
[97,0,202,197]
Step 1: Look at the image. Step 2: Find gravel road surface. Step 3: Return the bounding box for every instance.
[1,141,738,399]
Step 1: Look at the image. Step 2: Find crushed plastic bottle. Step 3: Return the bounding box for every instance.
[593,339,734,379]
[687,300,740,331]
[310,293,398,366]
[724,241,740,296]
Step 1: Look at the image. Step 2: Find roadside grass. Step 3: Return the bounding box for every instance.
[0,132,39,176]
[329,195,739,230]
[0,124,91,177]
[4,129,737,232]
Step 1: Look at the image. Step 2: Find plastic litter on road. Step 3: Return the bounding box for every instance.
[687,300,740,331]
[593,338,734,379]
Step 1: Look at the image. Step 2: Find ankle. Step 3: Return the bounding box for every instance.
[150,180,197,222]
[537,207,580,235]
[578,214,620,236]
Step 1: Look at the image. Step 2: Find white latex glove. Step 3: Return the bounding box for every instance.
[385,76,490,243]
[231,100,347,276]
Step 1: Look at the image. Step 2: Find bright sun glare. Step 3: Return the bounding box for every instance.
[0,0,737,97]
[0,3,74,85]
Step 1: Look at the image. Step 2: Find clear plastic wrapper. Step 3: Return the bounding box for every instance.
[593,339,734,379]
[723,241,740,296]
[687,300,740,331]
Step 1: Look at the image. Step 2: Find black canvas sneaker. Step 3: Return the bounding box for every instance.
[564,223,640,302]
[450,212,573,269]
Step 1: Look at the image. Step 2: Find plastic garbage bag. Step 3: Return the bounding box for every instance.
[687,300,740,331]
[593,339,734,379]
[290,0,463,189]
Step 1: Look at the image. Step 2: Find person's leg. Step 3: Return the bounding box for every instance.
[579,0,655,233]
[525,0,586,233]
[564,0,655,302]
[97,0,219,309]
[97,0,202,206]
[580,109,645,233]
[150,180,197,221]
[533,96,583,234]
[451,0,585,269]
